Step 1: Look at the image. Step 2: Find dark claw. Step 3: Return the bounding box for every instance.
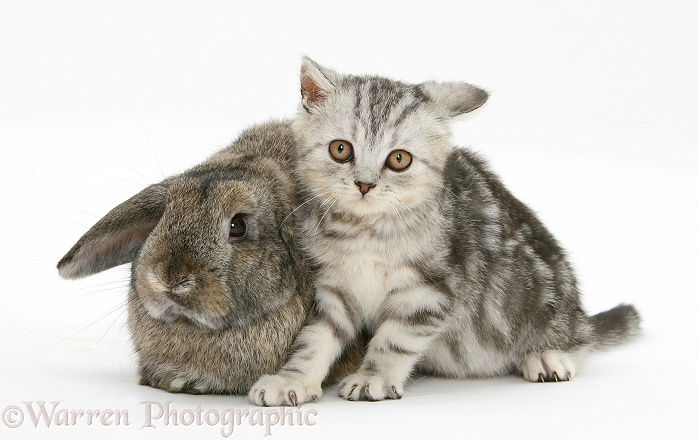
[538,373,545,383]
[259,390,267,406]
[349,384,358,398]
[552,372,559,382]
[185,385,205,395]
[387,385,402,400]
[288,391,298,406]
[566,372,572,381]
[359,384,371,401]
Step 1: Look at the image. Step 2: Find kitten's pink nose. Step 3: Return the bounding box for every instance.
[355,181,376,196]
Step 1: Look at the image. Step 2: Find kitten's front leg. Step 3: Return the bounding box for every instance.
[339,286,450,401]
[249,285,358,406]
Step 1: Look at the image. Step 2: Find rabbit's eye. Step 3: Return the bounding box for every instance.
[229,214,247,240]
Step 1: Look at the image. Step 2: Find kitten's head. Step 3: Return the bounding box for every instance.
[293,57,488,217]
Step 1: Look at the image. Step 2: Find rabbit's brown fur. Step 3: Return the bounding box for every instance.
[58,121,359,394]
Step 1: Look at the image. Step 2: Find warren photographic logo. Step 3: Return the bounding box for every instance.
[2,401,318,437]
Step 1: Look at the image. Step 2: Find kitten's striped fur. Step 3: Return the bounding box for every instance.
[249,58,639,405]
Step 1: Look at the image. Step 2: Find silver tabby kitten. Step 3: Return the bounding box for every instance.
[249,58,640,406]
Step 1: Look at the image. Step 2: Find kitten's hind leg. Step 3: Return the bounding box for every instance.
[520,350,576,382]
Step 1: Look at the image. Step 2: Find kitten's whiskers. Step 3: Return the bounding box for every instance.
[319,194,335,207]
[314,194,337,236]
[278,191,329,231]
[393,195,412,214]
[389,200,402,219]
[446,188,468,210]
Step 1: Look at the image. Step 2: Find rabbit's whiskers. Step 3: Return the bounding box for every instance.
[28,303,128,360]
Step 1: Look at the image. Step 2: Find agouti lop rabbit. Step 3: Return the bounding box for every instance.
[57,121,361,394]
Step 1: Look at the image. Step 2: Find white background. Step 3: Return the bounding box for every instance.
[1,1,697,438]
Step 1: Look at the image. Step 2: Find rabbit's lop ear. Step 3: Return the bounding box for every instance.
[57,183,168,280]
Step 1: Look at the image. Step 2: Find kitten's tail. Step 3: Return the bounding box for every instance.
[589,304,641,348]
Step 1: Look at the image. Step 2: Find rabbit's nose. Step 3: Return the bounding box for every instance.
[146,272,194,303]
[164,277,194,300]
[165,278,192,291]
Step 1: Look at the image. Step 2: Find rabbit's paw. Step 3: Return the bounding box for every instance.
[520,350,576,382]
[338,371,403,401]
[249,374,322,406]
[158,373,211,394]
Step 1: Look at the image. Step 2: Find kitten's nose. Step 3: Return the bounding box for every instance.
[354,181,376,196]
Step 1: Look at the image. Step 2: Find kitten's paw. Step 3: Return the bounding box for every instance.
[338,372,403,401]
[248,374,322,407]
[520,350,576,382]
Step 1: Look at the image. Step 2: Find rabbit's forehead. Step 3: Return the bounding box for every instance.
[210,180,262,214]
[167,177,261,213]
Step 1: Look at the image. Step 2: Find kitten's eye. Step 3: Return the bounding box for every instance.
[229,214,247,240]
[329,140,354,163]
[385,149,412,171]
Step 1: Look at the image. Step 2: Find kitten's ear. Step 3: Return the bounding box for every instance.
[300,57,337,110]
[420,81,489,118]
